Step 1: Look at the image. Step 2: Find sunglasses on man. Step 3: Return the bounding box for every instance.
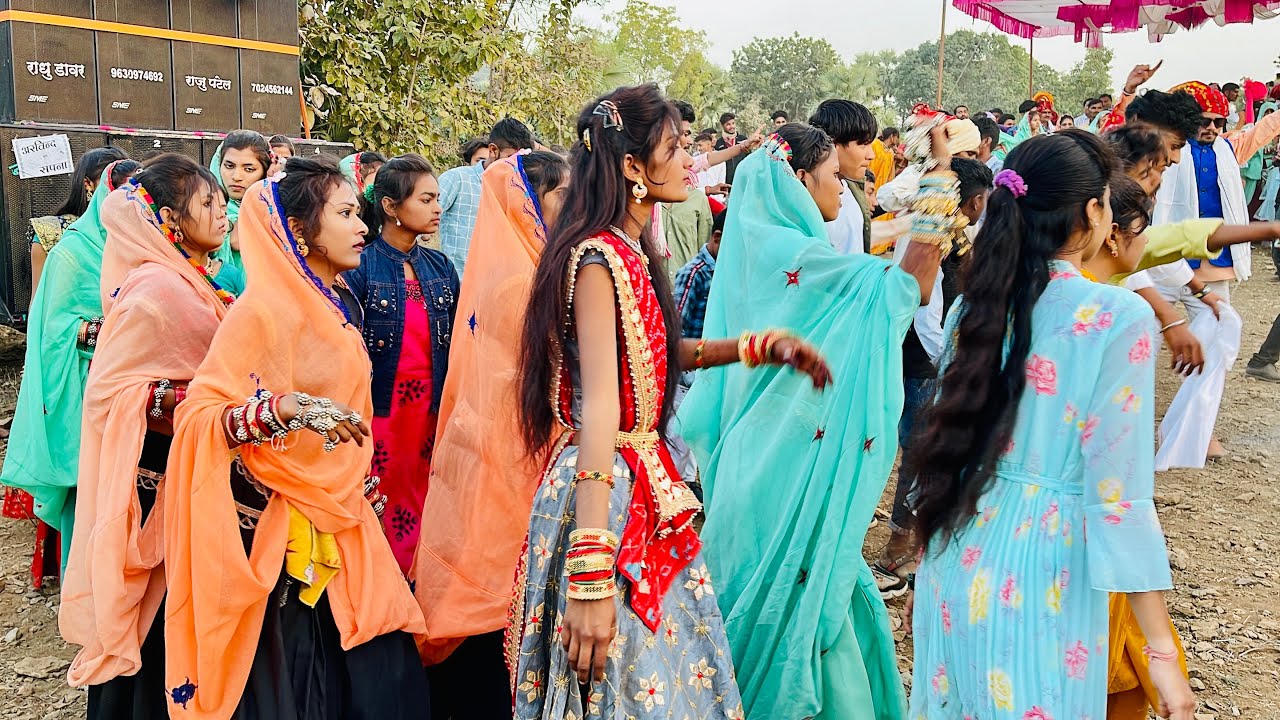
[1199,117,1228,129]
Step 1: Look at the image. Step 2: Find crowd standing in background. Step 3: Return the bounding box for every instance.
[1,56,1280,720]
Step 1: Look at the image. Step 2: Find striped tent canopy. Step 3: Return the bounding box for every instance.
[954,0,1280,46]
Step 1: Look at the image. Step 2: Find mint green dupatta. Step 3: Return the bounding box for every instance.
[678,142,917,719]
[206,143,247,293]
[1,171,117,551]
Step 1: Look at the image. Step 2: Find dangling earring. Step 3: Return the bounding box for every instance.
[395,216,402,227]
[1107,239,1119,257]
[85,187,93,202]
[632,178,648,203]
[298,240,310,257]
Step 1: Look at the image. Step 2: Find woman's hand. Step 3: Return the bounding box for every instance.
[562,597,617,684]
[771,337,833,389]
[1148,658,1196,719]
[1163,325,1205,376]
[277,393,371,447]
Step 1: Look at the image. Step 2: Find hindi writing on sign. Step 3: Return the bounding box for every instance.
[12,134,75,179]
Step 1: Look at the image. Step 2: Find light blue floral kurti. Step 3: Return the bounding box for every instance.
[909,261,1174,719]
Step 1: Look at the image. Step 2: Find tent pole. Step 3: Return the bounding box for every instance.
[937,0,947,106]
[1029,36,1035,96]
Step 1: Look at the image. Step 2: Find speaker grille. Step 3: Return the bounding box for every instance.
[5,22,99,125]
[169,0,236,35]
[96,32,174,130]
[172,42,239,132]
[92,0,170,28]
[105,132,202,164]
[10,0,93,18]
[0,127,109,315]
[293,139,354,160]
[237,0,298,45]
[239,49,299,135]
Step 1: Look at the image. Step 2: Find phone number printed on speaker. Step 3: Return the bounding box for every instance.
[26,62,87,81]
[250,83,294,96]
[110,67,165,83]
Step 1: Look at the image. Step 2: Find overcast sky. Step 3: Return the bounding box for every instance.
[581,0,1280,96]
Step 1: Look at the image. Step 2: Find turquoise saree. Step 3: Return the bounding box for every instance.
[206,142,247,293]
[678,142,919,719]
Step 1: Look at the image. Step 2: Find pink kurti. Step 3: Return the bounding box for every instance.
[371,279,439,575]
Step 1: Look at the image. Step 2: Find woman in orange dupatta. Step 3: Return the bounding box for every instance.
[163,156,427,719]
[1083,175,1192,720]
[411,151,568,716]
[59,154,234,718]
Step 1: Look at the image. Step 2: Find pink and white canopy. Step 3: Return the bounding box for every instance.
[954,0,1280,46]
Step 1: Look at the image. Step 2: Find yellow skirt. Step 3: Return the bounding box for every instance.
[1107,593,1188,719]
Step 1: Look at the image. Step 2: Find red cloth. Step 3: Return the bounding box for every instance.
[3,487,59,588]
[371,280,439,575]
[1171,81,1229,116]
[707,196,726,215]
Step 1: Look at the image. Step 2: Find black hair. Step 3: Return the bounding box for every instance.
[776,122,835,173]
[1099,93,1113,101]
[880,126,900,141]
[267,134,295,155]
[56,146,128,216]
[489,118,536,152]
[711,209,727,235]
[277,155,347,243]
[1126,90,1204,140]
[520,84,682,454]
[108,159,143,189]
[1000,114,1017,125]
[770,110,789,121]
[973,116,1001,150]
[951,157,993,206]
[906,130,1115,547]
[134,153,220,236]
[953,105,969,114]
[357,151,387,165]
[1222,82,1240,93]
[1083,97,1100,108]
[362,153,435,236]
[1109,172,1152,237]
[719,112,736,126]
[519,150,570,206]
[674,100,697,124]
[990,108,1005,116]
[694,131,715,145]
[220,130,272,178]
[459,137,488,164]
[808,99,877,145]
[1103,123,1166,172]
[1018,99,1037,114]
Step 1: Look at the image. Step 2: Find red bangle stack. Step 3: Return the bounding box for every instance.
[565,528,620,600]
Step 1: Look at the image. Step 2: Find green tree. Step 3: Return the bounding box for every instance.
[667,51,737,126]
[1047,48,1115,116]
[731,34,842,119]
[606,0,703,88]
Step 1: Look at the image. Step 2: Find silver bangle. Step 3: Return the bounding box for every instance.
[150,379,170,419]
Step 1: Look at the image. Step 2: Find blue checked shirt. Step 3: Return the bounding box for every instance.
[673,245,716,339]
[437,163,485,274]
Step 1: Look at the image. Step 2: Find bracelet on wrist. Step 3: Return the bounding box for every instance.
[1142,645,1179,663]
[574,470,616,488]
[1160,318,1189,333]
[693,339,706,369]
[150,379,171,419]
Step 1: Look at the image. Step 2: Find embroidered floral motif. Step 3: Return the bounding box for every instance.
[1040,502,1060,536]
[960,546,982,571]
[1023,707,1055,720]
[999,574,1023,610]
[1096,478,1132,525]
[396,378,428,407]
[389,504,418,542]
[969,569,992,624]
[1070,304,1113,336]
[524,602,544,637]
[784,268,802,286]
[931,665,950,695]
[688,658,717,690]
[169,678,197,709]
[532,534,553,569]
[1113,385,1141,413]
[812,427,825,441]
[1064,640,1089,680]
[684,566,714,601]
[1025,354,1058,395]
[941,601,953,634]
[634,673,666,711]
[662,616,680,647]
[988,669,1015,710]
[517,670,544,703]
[1129,333,1152,363]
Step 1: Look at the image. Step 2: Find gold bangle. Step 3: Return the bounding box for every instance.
[567,579,619,600]
[568,528,620,550]
[574,470,616,488]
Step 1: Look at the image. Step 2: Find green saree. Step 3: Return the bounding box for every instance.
[678,142,918,719]
[1,177,115,553]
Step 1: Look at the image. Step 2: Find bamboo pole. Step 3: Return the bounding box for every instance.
[936,0,947,107]
[1029,36,1035,96]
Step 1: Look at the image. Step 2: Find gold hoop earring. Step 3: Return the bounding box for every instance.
[632,178,648,203]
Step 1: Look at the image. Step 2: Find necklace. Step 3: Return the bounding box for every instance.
[136,184,236,307]
[608,225,645,258]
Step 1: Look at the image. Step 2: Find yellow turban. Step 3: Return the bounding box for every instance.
[943,118,980,155]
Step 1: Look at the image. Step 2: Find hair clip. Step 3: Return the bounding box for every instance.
[762,134,793,163]
[592,100,623,131]
[362,182,376,203]
[581,127,592,153]
[993,169,1028,198]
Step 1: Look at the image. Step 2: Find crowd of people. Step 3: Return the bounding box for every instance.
[0,56,1278,720]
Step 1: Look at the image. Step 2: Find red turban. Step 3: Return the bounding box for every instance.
[1170,81,1229,116]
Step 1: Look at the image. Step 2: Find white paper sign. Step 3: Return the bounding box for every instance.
[12,134,74,179]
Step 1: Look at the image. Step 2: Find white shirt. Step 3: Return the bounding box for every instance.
[696,156,726,201]
[826,183,865,255]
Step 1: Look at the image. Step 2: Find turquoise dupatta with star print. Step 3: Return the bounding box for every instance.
[677,142,918,720]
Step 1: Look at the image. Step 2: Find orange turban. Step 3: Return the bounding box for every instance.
[1170,81,1229,116]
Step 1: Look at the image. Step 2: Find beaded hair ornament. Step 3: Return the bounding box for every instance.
[902,103,952,171]
[761,134,795,176]
[582,99,624,153]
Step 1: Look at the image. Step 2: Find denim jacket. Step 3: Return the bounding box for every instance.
[343,237,459,417]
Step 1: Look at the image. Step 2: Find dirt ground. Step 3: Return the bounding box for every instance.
[0,249,1275,718]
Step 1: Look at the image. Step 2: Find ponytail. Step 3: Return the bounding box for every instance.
[906,130,1114,547]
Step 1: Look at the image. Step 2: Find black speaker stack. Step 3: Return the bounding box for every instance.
[0,0,355,318]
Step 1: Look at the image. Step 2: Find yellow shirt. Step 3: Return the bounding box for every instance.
[1107,218,1224,284]
[869,139,896,187]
